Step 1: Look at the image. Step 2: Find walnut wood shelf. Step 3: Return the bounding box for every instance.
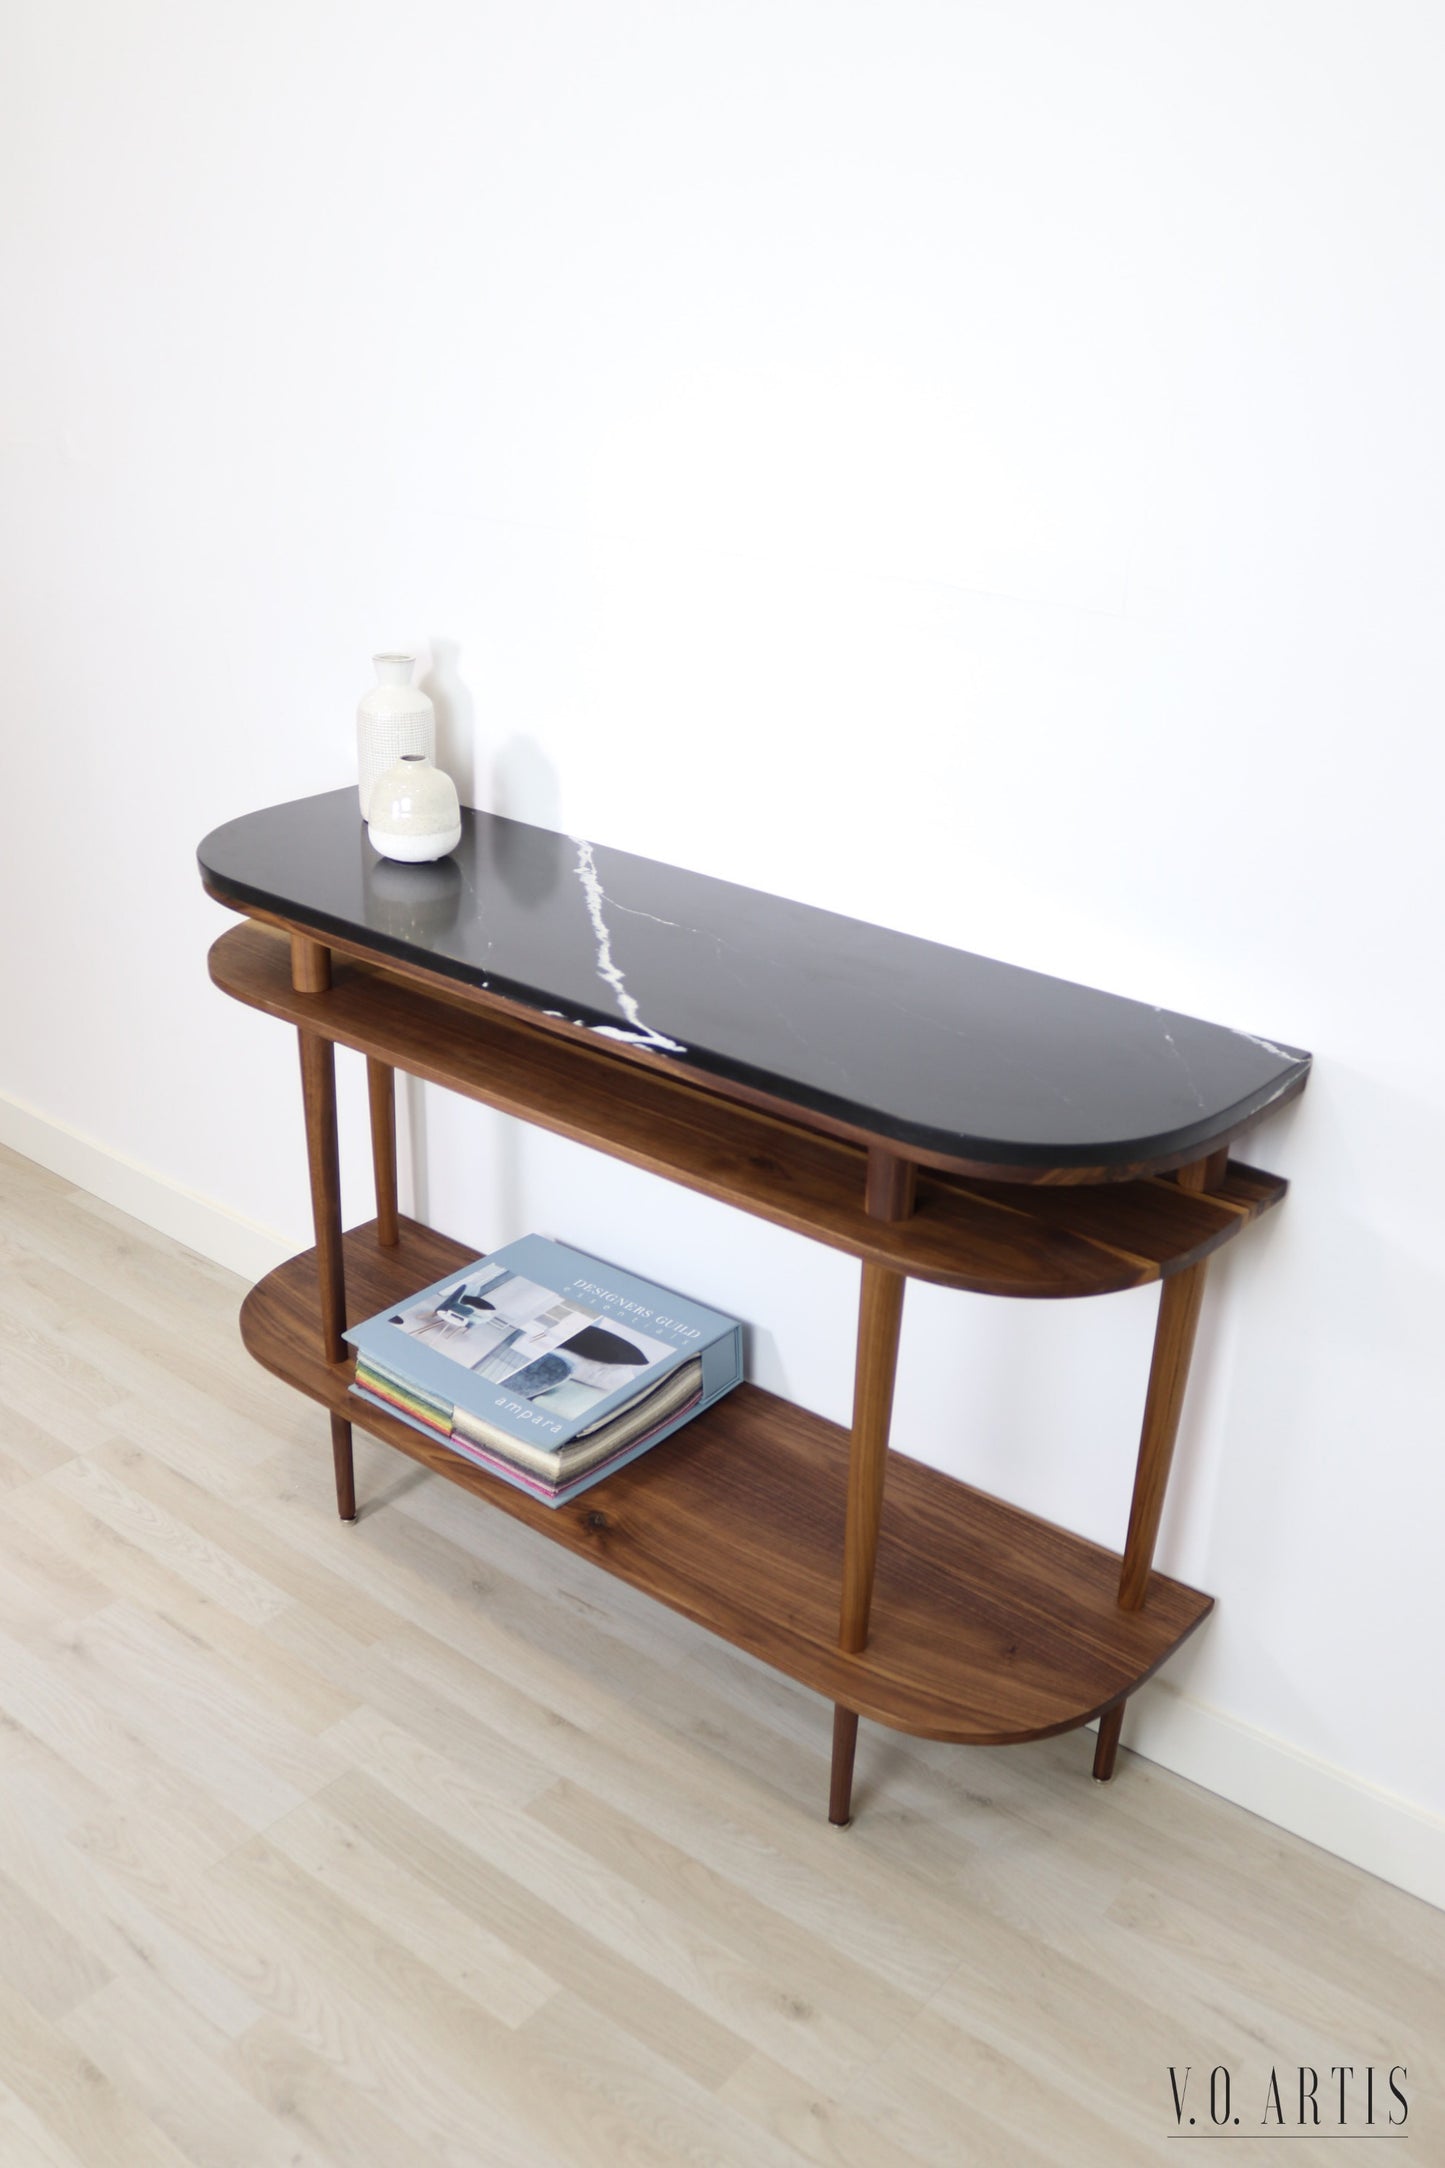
[243,1217,1214,1744]
[211,923,1286,1301]
[200,792,1309,1821]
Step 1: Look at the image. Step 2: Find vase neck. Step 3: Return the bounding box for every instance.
[373,653,416,686]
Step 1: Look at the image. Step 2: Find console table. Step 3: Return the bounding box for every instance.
[198,790,1310,1822]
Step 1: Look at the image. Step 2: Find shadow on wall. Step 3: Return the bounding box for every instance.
[492,732,563,832]
[419,638,476,804]
[420,634,564,840]
[406,638,565,1236]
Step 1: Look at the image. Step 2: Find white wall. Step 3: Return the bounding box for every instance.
[4,2,1443,1896]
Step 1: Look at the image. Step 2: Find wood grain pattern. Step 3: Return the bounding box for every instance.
[291,931,346,1373]
[1095,1155,1225,1781]
[295,1033,346,1368]
[837,1262,907,1661]
[1115,1267,1208,1616]
[832,1150,916,1822]
[365,1060,399,1249]
[240,1218,1214,1747]
[212,925,1286,1300]
[1116,1150,1223,1614]
[1199,1144,1231,1191]
[839,1147,916,1658]
[864,1146,917,1221]
[288,933,332,994]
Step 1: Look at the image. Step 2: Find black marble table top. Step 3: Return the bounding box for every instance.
[198,791,1310,1176]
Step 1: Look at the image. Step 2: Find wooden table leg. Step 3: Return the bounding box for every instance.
[830,1147,916,1824]
[1095,1151,1221,1778]
[366,1057,399,1247]
[839,1260,909,1654]
[1093,1701,1125,1782]
[330,1412,357,1522]
[292,935,355,1519]
[830,1707,860,1826]
[1116,1258,1209,1613]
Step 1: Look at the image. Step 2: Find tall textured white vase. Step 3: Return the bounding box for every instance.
[356,654,435,817]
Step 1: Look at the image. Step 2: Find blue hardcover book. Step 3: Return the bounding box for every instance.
[344,1234,742,1505]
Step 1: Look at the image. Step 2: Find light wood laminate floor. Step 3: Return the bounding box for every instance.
[0,1142,1438,2167]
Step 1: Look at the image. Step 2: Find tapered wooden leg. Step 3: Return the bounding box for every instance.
[1118,1153,1222,1609]
[296,1031,346,1363]
[830,1706,860,1825]
[291,935,346,1366]
[1096,1154,1222,1777]
[1116,1260,1209,1609]
[836,1147,917,1660]
[828,1149,916,1821]
[838,1261,908,1652]
[366,1057,399,1247]
[1093,1702,1125,1782]
[330,1413,357,1522]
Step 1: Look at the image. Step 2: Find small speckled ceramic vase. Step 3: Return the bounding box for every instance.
[366,753,462,863]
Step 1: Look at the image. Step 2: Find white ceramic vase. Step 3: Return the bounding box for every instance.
[366,753,462,863]
[356,654,435,817]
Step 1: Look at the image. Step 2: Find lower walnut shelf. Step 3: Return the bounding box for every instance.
[242,1216,1214,1747]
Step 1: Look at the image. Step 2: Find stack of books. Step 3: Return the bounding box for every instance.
[344,1233,742,1507]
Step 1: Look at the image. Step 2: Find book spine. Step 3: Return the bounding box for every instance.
[445,1409,706,1507]
[351,1382,714,1507]
[452,1357,705,1479]
[354,1368,454,1439]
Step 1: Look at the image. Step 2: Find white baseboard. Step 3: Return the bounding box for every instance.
[1116,1681,1445,1914]
[0,1088,292,1286]
[2,1089,1441,1914]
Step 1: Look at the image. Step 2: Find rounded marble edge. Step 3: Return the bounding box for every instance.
[198,851,1311,1181]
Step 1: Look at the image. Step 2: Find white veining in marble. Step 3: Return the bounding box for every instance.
[607,897,686,932]
[1154,1008,1207,1109]
[572,840,687,1053]
[449,852,497,965]
[1233,1028,1301,1066]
